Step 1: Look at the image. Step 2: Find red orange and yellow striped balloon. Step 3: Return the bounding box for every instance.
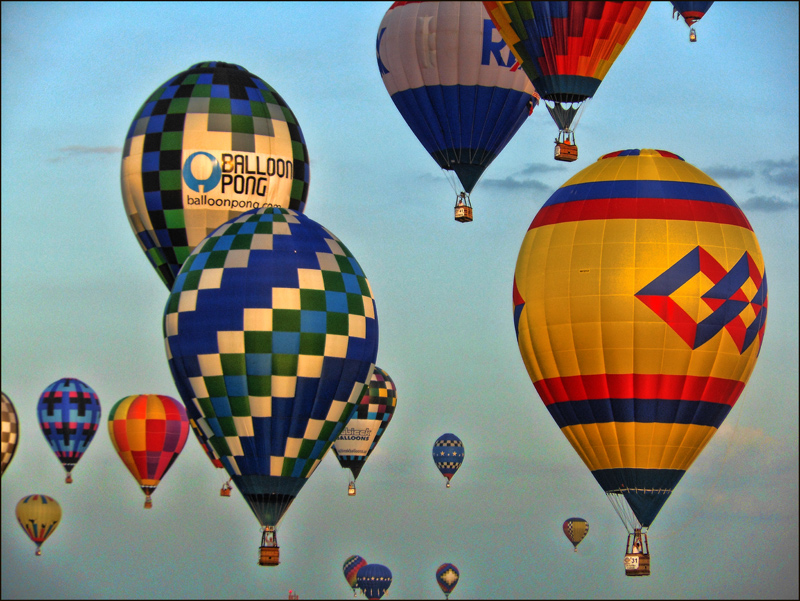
[483,1,650,101]
[108,394,189,508]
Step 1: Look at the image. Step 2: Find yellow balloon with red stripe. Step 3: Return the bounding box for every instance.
[513,149,768,530]
[16,494,61,556]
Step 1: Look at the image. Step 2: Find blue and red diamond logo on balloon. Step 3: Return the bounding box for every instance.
[636,246,768,354]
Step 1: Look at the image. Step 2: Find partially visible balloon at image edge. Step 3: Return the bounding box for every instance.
[1,392,19,476]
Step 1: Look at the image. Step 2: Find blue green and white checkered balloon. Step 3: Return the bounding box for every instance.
[164,207,378,531]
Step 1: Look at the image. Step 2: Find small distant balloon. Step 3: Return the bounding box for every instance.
[671,0,713,25]
[16,494,61,556]
[563,518,589,552]
[37,378,101,483]
[1,392,19,476]
[332,366,398,495]
[671,1,714,41]
[343,555,368,596]
[357,563,393,601]
[433,433,465,488]
[107,394,189,508]
[436,563,460,599]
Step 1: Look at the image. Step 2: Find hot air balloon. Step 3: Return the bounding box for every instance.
[433,433,465,487]
[121,61,310,290]
[513,149,768,576]
[671,2,713,42]
[357,563,393,601]
[37,378,101,483]
[1,392,19,476]
[377,1,539,222]
[107,394,190,509]
[189,417,233,496]
[332,366,397,496]
[484,1,649,161]
[436,563,460,599]
[164,207,379,566]
[344,555,368,596]
[563,518,589,552]
[15,495,61,556]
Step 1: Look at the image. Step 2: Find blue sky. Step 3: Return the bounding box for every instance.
[1,2,797,599]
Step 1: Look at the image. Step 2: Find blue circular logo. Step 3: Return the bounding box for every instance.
[183,151,221,192]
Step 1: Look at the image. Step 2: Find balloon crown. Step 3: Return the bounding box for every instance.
[599,149,685,161]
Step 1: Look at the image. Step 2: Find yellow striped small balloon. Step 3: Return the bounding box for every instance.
[16,494,61,555]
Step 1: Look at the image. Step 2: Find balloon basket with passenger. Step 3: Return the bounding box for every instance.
[554,130,578,162]
[454,192,473,223]
[220,478,233,497]
[624,529,651,577]
[348,481,357,496]
[258,526,280,567]
[606,489,653,577]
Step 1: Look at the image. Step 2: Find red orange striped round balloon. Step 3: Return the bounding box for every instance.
[513,149,768,529]
[107,394,189,508]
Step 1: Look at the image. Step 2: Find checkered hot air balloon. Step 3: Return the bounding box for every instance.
[164,207,379,566]
[563,518,589,552]
[107,394,189,509]
[513,149,768,568]
[332,366,397,496]
[121,61,310,290]
[37,378,101,484]
[1,392,19,476]
[433,433,465,488]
